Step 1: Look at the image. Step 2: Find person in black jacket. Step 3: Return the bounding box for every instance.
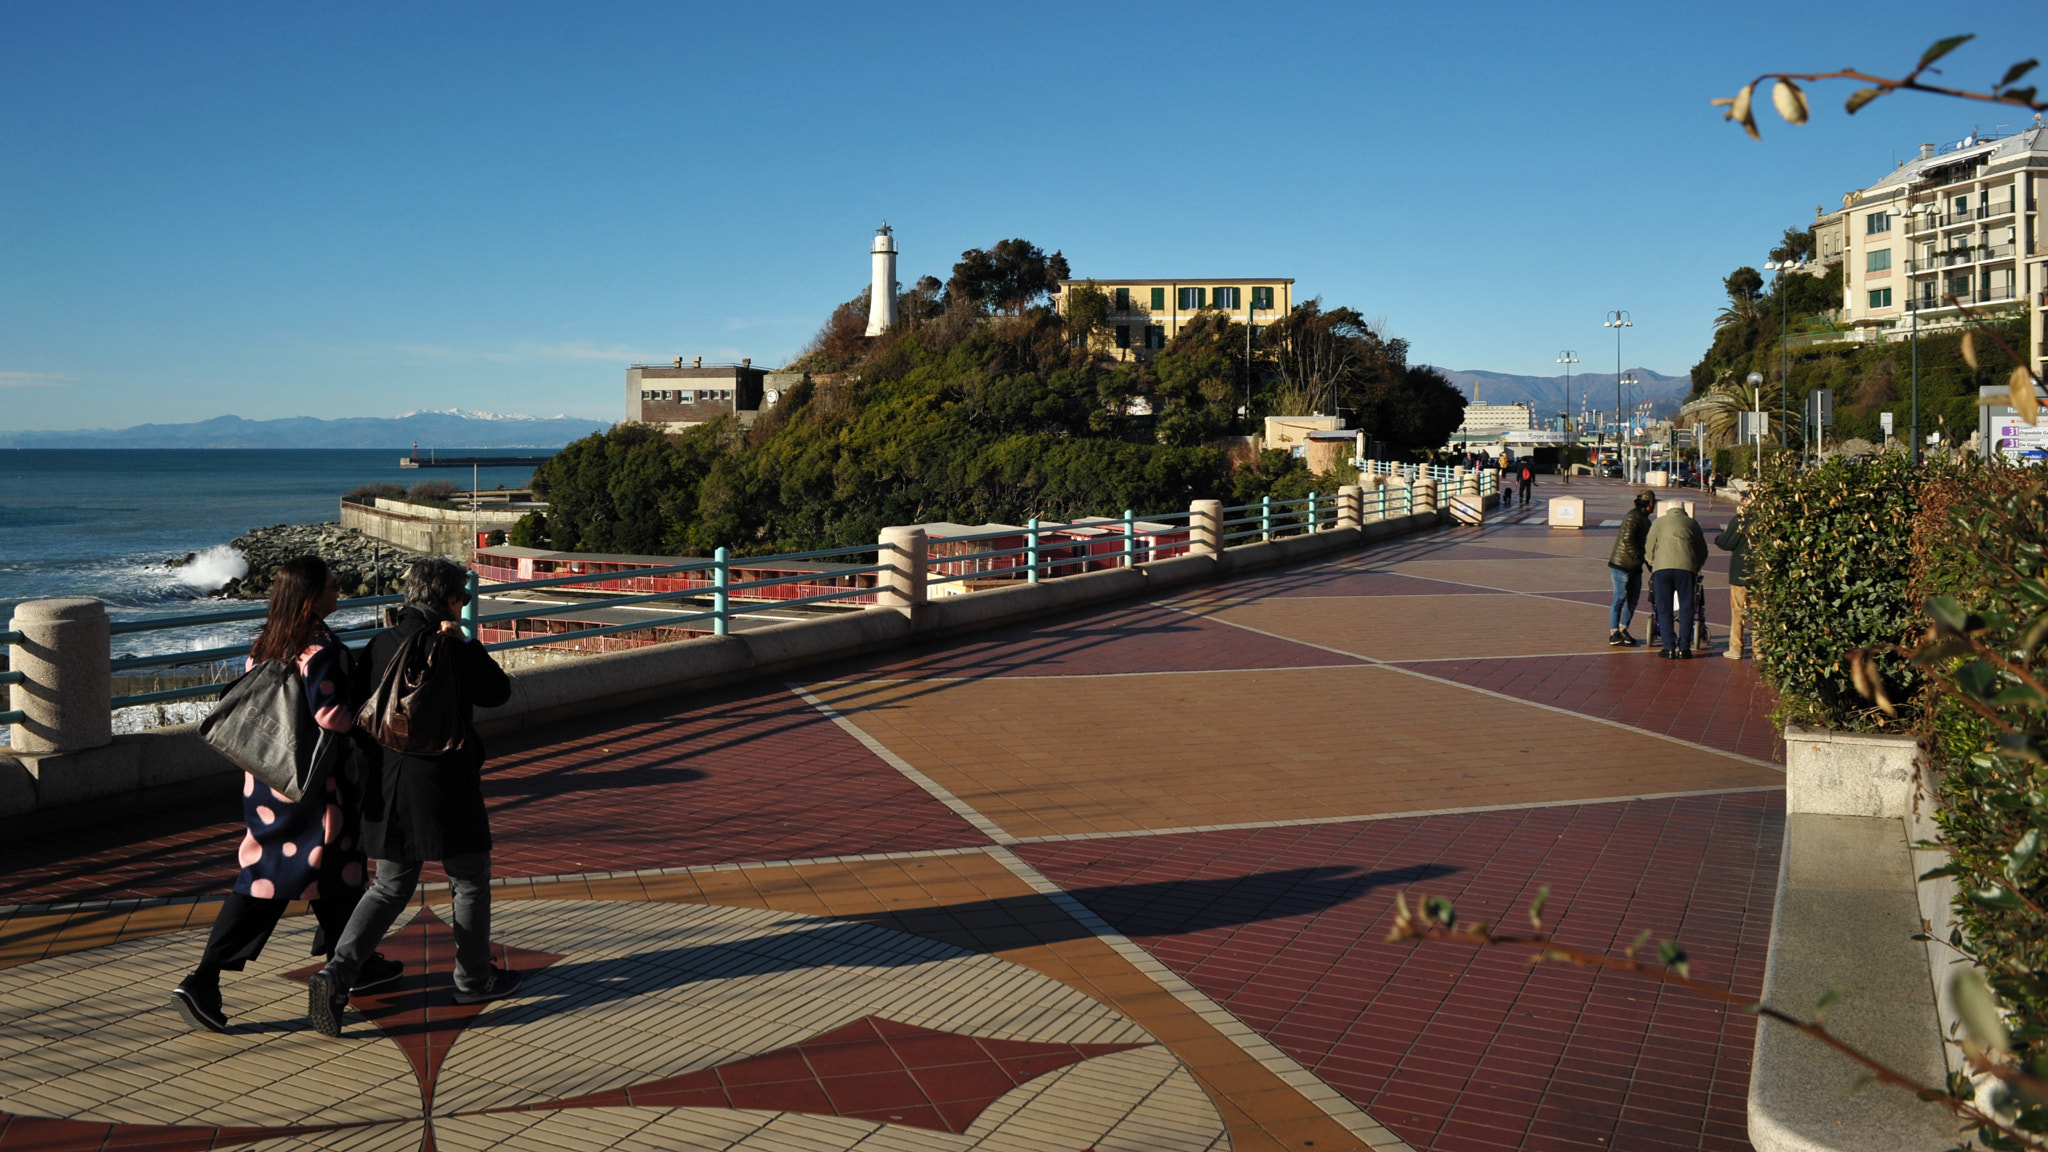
[308,559,515,1038]
[1716,494,1752,659]
[1607,491,1653,647]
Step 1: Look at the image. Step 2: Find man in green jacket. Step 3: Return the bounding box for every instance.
[1607,490,1654,647]
[1645,503,1710,659]
[1715,494,1752,659]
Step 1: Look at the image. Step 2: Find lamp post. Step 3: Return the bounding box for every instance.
[1762,256,1815,453]
[1603,312,1632,471]
[1908,203,1928,464]
[1747,370,1766,475]
[1621,374,1641,480]
[1556,349,1579,477]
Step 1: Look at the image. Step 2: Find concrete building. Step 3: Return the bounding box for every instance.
[1837,124,2048,378]
[1264,415,1341,457]
[867,224,899,336]
[1051,278,1295,361]
[627,358,768,430]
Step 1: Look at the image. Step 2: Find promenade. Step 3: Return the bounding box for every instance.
[0,480,1783,1152]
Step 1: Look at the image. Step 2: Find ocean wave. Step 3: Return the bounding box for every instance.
[173,545,248,594]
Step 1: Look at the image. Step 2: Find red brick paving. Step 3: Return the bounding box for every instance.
[0,686,989,906]
[1019,791,1781,1152]
[1407,653,1781,763]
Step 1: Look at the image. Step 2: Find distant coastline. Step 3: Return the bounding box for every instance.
[0,410,611,451]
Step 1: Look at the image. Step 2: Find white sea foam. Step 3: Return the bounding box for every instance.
[175,545,248,593]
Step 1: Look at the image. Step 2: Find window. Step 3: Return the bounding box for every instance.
[1867,287,1892,308]
[1866,248,1891,273]
[1150,287,1166,310]
[1953,195,1970,217]
[1212,286,1241,309]
[1178,286,1206,309]
[1251,286,1275,309]
[1114,325,1131,349]
[1114,288,1130,311]
[1866,212,1891,235]
[1145,325,1166,350]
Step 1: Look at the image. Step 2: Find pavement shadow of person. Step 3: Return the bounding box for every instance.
[453,862,1457,1032]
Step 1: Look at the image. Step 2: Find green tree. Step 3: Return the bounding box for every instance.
[946,239,1071,314]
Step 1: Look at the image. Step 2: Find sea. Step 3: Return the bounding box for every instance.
[1,449,544,658]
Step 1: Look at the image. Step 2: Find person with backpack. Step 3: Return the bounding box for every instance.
[172,556,401,1033]
[1517,461,1535,504]
[308,558,515,1037]
[1716,492,1753,659]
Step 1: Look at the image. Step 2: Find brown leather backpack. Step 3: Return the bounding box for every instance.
[356,627,465,756]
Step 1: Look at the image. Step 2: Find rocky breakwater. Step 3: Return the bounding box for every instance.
[191,523,416,599]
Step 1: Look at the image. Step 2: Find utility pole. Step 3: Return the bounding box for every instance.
[1604,312,1631,479]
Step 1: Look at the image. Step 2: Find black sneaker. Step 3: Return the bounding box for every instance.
[353,953,404,993]
[307,969,346,1038]
[450,966,523,1005]
[171,978,228,1034]
[1678,649,1694,660]
[1658,649,1675,659]
[1619,630,1643,647]
[1608,630,1628,647]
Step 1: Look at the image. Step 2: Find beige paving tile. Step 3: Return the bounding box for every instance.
[810,667,1779,839]
[1198,592,1615,660]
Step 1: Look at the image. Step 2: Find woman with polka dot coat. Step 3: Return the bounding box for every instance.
[171,556,402,1034]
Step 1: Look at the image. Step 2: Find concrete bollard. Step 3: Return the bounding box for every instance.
[1415,478,1439,514]
[876,526,927,612]
[1189,499,1223,558]
[1337,485,1364,531]
[9,598,112,755]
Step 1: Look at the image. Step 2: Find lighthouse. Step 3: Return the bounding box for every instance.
[865,223,898,336]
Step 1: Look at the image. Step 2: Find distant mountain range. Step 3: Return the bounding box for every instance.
[0,410,614,450]
[1431,368,1696,420]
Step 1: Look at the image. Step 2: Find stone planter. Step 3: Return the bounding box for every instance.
[1751,725,1958,1152]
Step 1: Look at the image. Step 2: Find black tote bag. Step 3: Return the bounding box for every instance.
[199,660,342,802]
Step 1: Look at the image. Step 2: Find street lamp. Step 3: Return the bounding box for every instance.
[1907,203,1931,464]
[1762,255,1823,454]
[1557,350,1579,478]
[1603,311,1632,465]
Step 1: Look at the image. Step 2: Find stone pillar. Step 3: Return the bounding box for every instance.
[9,598,112,755]
[1380,475,1406,519]
[876,527,927,612]
[1189,499,1224,558]
[1415,478,1439,514]
[1336,485,1364,531]
[1453,466,1470,496]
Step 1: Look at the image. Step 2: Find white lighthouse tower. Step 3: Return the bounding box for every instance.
[865,222,898,337]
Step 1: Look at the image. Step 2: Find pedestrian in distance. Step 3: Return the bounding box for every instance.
[308,559,515,1038]
[1606,490,1654,647]
[1716,492,1753,659]
[1517,461,1535,505]
[1644,502,1710,659]
[172,556,401,1034]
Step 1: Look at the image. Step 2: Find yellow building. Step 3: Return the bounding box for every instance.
[1052,278,1295,361]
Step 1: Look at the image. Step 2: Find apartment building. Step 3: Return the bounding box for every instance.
[1448,401,1533,448]
[1838,125,2048,377]
[1052,278,1295,361]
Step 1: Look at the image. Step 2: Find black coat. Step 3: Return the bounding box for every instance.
[354,605,513,862]
[1715,510,1751,587]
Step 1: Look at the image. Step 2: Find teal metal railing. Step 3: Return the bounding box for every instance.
[5,479,1484,725]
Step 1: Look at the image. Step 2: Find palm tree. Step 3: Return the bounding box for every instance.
[1694,373,1764,448]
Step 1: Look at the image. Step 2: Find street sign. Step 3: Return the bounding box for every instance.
[1738,412,1769,440]
[1881,411,1894,438]
[1806,389,1834,429]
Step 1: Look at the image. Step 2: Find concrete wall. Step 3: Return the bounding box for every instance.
[0,504,1468,828]
[341,500,530,560]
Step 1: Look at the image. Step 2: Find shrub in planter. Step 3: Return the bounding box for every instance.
[1746,452,1928,731]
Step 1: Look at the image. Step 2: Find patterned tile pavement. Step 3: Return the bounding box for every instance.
[1,479,1785,1151]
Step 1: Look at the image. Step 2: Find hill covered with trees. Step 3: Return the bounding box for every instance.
[515,239,1466,556]
[1690,223,2026,450]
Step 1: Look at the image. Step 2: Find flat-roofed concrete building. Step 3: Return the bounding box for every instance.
[1052,278,1295,361]
[627,358,769,429]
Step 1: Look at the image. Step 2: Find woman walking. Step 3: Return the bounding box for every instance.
[171,556,401,1032]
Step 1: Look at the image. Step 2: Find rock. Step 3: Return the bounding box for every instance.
[165,552,197,569]
[216,523,422,600]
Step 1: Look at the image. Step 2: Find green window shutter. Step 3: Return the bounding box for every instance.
[1115,288,1130,310]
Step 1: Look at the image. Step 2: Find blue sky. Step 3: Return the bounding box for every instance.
[3,1,2040,429]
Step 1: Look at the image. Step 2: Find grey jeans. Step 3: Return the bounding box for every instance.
[324,852,492,994]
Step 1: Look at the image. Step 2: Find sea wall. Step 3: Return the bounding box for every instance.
[342,499,530,560]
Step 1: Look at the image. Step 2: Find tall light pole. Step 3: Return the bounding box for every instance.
[1557,350,1579,477]
[1908,203,1928,464]
[1603,312,1631,477]
[1762,256,1813,452]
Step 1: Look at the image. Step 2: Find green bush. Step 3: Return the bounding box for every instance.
[1746,453,1929,731]
[508,512,549,550]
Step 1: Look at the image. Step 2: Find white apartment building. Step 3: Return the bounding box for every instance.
[1838,124,2047,378]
